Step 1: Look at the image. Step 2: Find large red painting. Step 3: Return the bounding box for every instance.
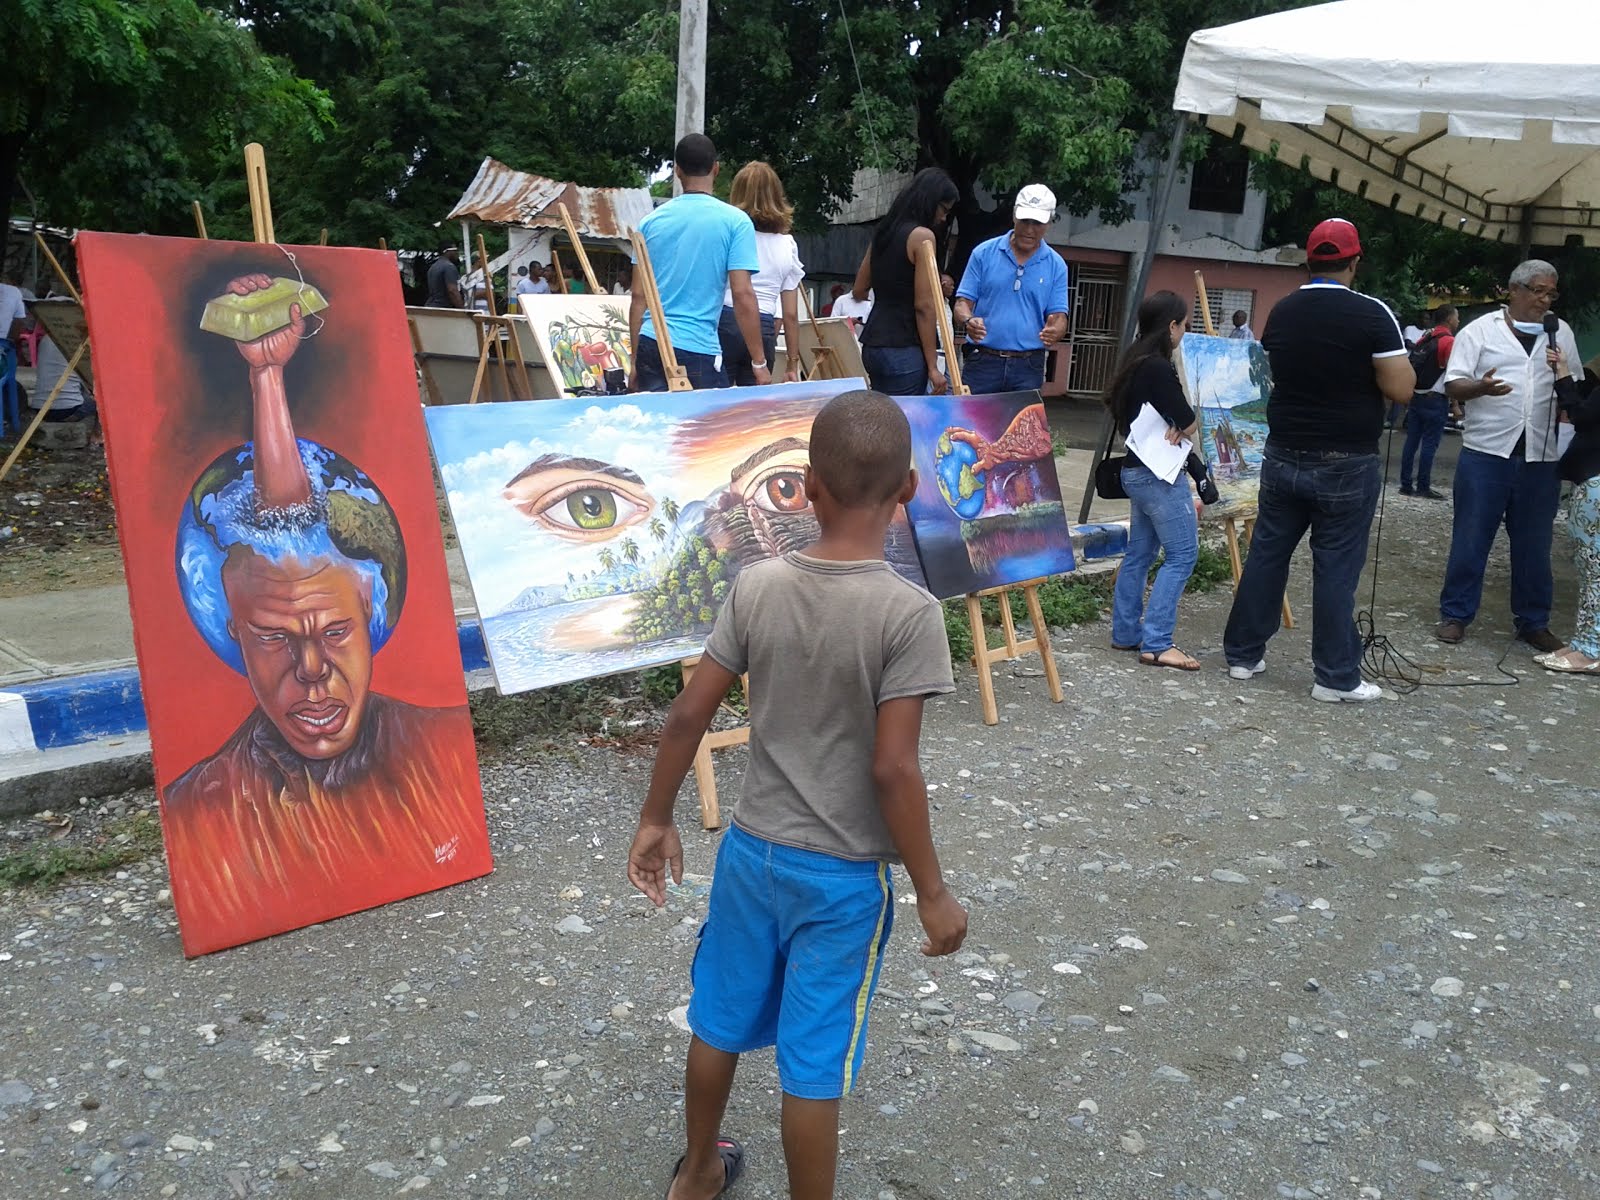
[77,234,491,956]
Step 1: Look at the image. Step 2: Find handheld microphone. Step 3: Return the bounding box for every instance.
[1543,312,1562,458]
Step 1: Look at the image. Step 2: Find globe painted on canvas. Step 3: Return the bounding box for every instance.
[934,433,987,519]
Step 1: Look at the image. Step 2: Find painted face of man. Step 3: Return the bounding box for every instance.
[223,552,375,760]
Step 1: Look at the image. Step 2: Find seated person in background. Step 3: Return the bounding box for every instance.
[29,330,94,423]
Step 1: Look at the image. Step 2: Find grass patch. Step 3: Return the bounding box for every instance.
[0,810,164,889]
[942,574,1114,661]
[470,680,631,751]
[1183,537,1237,593]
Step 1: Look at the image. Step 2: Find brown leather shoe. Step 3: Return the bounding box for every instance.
[1434,619,1466,644]
[1517,628,1565,653]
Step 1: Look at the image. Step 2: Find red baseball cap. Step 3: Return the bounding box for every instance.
[1306,218,1362,263]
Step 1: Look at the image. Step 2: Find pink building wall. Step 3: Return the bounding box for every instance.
[1144,256,1305,332]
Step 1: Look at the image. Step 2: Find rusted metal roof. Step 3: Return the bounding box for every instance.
[445,158,654,238]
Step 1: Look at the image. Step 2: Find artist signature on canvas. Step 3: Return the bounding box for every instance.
[434,835,461,865]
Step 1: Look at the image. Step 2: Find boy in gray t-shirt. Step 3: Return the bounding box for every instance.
[628,390,967,1200]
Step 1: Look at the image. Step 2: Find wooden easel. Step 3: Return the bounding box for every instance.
[628,231,691,392]
[626,231,743,825]
[1192,271,1293,629]
[916,240,1064,726]
[466,233,534,403]
[0,234,90,483]
[679,657,752,830]
[798,288,843,380]
[556,203,601,294]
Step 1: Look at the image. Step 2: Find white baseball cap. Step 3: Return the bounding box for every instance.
[1014,184,1056,224]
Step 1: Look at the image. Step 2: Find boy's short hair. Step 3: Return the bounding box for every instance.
[809,390,911,508]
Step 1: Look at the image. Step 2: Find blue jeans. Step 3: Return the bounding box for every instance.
[1438,446,1561,632]
[717,307,776,387]
[1224,447,1381,691]
[634,335,726,391]
[862,344,928,395]
[1111,463,1198,653]
[1400,393,1448,491]
[961,347,1046,394]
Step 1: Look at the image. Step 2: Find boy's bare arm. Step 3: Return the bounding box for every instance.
[872,697,967,956]
[627,658,740,906]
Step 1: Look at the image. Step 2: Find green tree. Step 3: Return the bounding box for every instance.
[1,0,329,239]
[230,0,676,247]
[1255,159,1600,324]
[597,548,616,573]
[697,0,1292,260]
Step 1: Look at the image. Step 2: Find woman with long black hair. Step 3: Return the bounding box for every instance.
[852,167,959,395]
[1104,290,1202,670]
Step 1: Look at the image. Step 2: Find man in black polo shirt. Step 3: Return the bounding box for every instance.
[1223,219,1416,702]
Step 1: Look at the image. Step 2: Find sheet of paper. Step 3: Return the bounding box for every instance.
[1125,402,1191,484]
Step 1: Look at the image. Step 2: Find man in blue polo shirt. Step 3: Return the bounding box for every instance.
[952,184,1070,394]
[629,133,767,391]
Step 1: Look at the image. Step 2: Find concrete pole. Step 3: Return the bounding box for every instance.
[673,0,707,197]
[1078,115,1193,522]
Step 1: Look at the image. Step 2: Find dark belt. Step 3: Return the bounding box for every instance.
[967,345,1045,358]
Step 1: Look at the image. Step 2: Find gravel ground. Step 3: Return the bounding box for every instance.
[2,493,1597,1200]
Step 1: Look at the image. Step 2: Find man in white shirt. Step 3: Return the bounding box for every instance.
[1435,260,1581,651]
[527,262,552,295]
[1228,309,1254,341]
[30,332,92,420]
[831,288,873,340]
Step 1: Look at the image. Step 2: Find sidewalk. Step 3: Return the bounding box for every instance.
[0,411,1132,809]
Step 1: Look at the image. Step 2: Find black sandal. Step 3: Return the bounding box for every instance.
[666,1137,745,1199]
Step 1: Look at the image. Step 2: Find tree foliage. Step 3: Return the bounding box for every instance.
[223,0,677,247]
[0,0,329,238]
[1256,159,1600,324]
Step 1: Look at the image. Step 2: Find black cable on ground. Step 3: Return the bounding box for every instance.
[1358,422,1519,692]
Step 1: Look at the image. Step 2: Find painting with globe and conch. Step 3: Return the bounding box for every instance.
[425,379,927,694]
[899,391,1076,599]
[1176,332,1271,514]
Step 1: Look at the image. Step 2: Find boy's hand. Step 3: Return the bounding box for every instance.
[916,885,968,956]
[627,821,684,907]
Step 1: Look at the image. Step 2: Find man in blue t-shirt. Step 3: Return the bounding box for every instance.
[629,134,766,391]
[952,183,1070,394]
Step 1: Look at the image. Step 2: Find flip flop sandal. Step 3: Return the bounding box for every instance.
[1535,651,1600,674]
[666,1137,746,1199]
[1140,649,1201,672]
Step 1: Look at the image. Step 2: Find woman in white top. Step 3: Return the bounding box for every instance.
[719,161,803,385]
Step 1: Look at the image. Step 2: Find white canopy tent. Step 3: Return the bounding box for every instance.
[1173,0,1600,247]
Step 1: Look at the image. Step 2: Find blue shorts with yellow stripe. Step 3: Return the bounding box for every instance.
[687,824,894,1100]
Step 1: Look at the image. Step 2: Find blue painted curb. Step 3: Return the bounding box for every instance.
[4,520,1126,756]
[5,620,491,755]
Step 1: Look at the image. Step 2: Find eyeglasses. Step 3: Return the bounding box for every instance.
[1515,283,1559,301]
[1013,265,1025,293]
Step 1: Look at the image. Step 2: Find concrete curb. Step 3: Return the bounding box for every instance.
[0,522,1127,814]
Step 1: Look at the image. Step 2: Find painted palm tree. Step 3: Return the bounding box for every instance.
[661,497,681,524]
[621,538,641,566]
[598,548,617,573]
[647,516,667,543]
